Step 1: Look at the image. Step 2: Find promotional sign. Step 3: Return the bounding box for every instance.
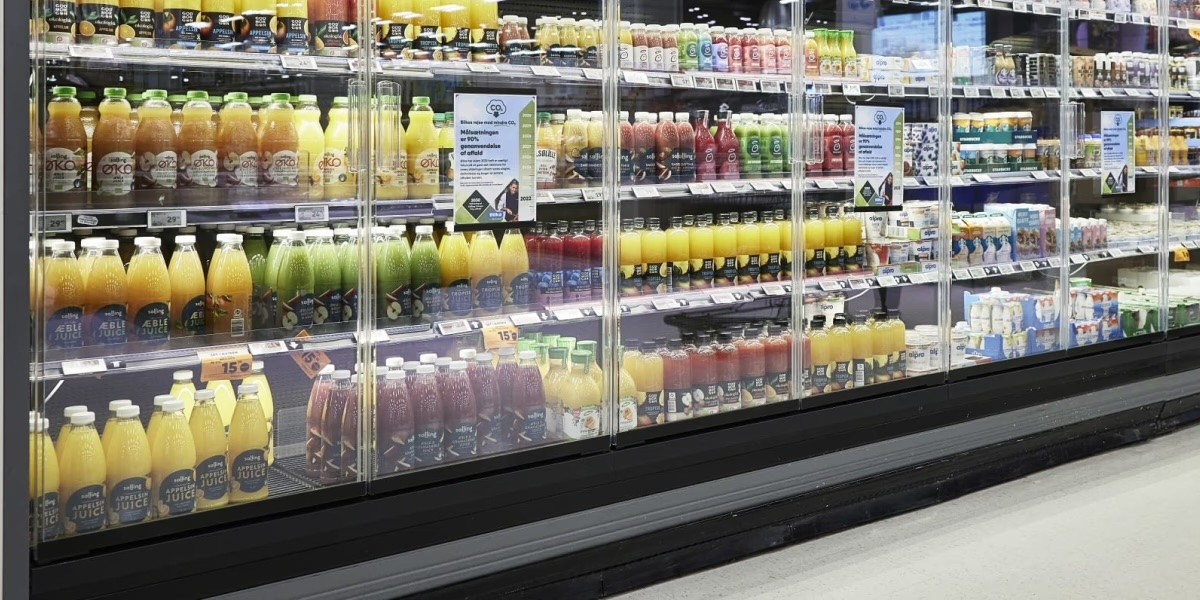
[1101,110,1134,195]
[854,105,904,209]
[453,93,537,224]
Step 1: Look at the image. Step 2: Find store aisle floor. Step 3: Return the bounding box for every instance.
[614,423,1200,600]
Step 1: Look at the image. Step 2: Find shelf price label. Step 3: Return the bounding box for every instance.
[435,319,472,336]
[581,68,603,80]
[1069,253,1087,264]
[631,185,660,199]
[968,267,987,279]
[581,188,604,202]
[762,283,788,295]
[692,75,716,89]
[876,275,900,287]
[482,322,520,350]
[710,292,737,304]
[749,180,779,191]
[1031,170,1051,180]
[759,80,783,94]
[887,84,906,97]
[530,65,561,77]
[69,45,115,59]
[989,86,1007,98]
[651,297,682,311]
[248,340,288,355]
[553,307,586,321]
[964,86,981,98]
[843,83,862,96]
[714,77,737,91]
[147,209,186,228]
[199,345,253,382]
[670,74,694,88]
[467,62,501,73]
[41,213,72,234]
[952,269,970,280]
[1033,3,1048,13]
[289,330,332,379]
[688,182,714,195]
[814,178,839,189]
[281,54,319,71]
[61,358,108,376]
[622,70,649,85]
[712,181,739,194]
[295,204,329,223]
[508,312,543,326]
[1019,261,1036,272]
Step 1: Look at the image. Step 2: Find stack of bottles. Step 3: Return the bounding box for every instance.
[802,29,859,81]
[805,114,856,176]
[803,310,907,395]
[800,204,866,278]
[1069,52,1161,90]
[621,22,792,75]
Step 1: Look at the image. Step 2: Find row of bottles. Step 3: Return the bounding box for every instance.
[805,310,907,395]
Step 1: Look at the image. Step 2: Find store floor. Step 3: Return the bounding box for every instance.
[614,423,1200,600]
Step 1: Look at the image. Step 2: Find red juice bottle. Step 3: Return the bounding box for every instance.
[728,29,744,74]
[587,220,603,300]
[743,28,762,74]
[321,370,354,483]
[376,370,414,474]
[663,338,693,422]
[536,221,564,306]
[801,324,813,397]
[674,111,695,183]
[340,374,361,480]
[563,221,592,302]
[411,364,444,466]
[764,324,791,402]
[715,111,741,180]
[715,332,742,412]
[620,111,635,184]
[305,364,334,478]
[736,327,767,408]
[495,347,520,448]
[633,112,656,183]
[693,111,718,182]
[514,350,548,446]
[691,332,720,417]
[524,223,541,304]
[463,350,502,454]
[655,111,678,183]
[840,115,855,173]
[440,360,478,461]
[823,115,844,173]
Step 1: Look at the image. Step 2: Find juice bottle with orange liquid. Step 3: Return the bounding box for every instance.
[44,240,86,349]
[641,217,666,295]
[311,0,355,56]
[618,218,642,296]
[713,213,738,287]
[823,204,844,274]
[295,94,325,200]
[45,86,88,194]
[689,214,715,289]
[84,239,128,346]
[217,92,258,188]
[151,398,197,517]
[58,412,107,535]
[535,112,558,189]
[104,405,152,527]
[259,93,300,189]
[207,233,253,337]
[850,313,873,387]
[759,211,781,282]
[92,87,135,199]
[439,222,472,316]
[133,90,178,191]
[736,211,761,285]
[275,0,310,54]
[30,417,62,542]
[777,208,791,280]
[200,0,237,47]
[469,0,499,62]
[228,383,270,502]
[127,237,171,342]
[178,91,218,191]
[189,389,229,510]
[842,210,863,273]
[406,96,439,198]
[808,316,830,394]
[322,96,355,199]
[829,315,852,391]
[804,205,826,277]
[665,216,690,292]
[169,234,206,336]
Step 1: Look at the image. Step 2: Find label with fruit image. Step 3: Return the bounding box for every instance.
[231,449,267,493]
[118,6,155,46]
[845,243,864,272]
[32,492,62,541]
[133,301,170,341]
[719,379,741,411]
[801,366,814,396]
[135,150,178,190]
[221,150,259,187]
[781,250,792,280]
[156,469,196,516]
[475,275,503,312]
[470,27,499,62]
[199,11,236,46]
[47,307,85,349]
[156,8,200,47]
[314,288,342,324]
[444,421,477,459]
[644,261,666,294]
[562,404,601,440]
[261,150,299,187]
[379,430,414,473]
[382,284,412,320]
[252,288,277,330]
[45,147,85,193]
[281,291,315,331]
[321,149,348,186]
[321,435,342,475]
[518,405,547,445]
[766,371,790,401]
[831,359,852,391]
[95,151,134,196]
[413,25,441,57]
[873,352,890,384]
[715,256,738,286]
[107,476,151,525]
[761,251,782,282]
[694,382,720,416]
[563,265,590,302]
[238,12,275,52]
[413,282,442,319]
[42,0,76,44]
[179,295,205,335]
[64,485,105,535]
[275,16,311,54]
[668,260,690,292]
[691,257,715,289]
[384,22,412,55]
[619,263,643,296]
[535,148,557,187]
[805,248,826,277]
[812,362,831,393]
[341,286,357,322]
[180,149,218,188]
[638,390,664,426]
[89,303,128,345]
[314,17,356,56]
[741,374,766,407]
[195,455,228,501]
[617,394,638,432]
[737,253,761,285]
[76,2,119,45]
[893,350,907,380]
[665,388,692,421]
[506,273,532,308]
[534,270,562,305]
[445,279,472,316]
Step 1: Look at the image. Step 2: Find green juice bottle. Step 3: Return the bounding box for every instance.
[337,228,359,323]
[308,229,342,325]
[377,226,412,322]
[741,114,762,179]
[276,230,315,331]
[245,226,271,329]
[764,114,785,175]
[410,224,442,319]
[262,227,292,328]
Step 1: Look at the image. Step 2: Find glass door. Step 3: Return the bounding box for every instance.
[1163,9,1200,332]
[29,0,371,548]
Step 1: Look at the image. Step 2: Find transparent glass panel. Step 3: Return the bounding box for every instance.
[1164,7,1200,331]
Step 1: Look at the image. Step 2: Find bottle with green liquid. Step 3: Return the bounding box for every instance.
[276,230,315,331]
[410,224,442,319]
[308,229,342,325]
[377,226,412,322]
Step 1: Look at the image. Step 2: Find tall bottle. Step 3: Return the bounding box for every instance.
[177,91,218,193]
[513,350,548,445]
[294,94,325,200]
[441,361,478,460]
[585,110,605,186]
[207,233,253,337]
[469,229,503,314]
[563,222,592,302]
[30,417,62,541]
[689,214,716,288]
[736,211,761,284]
[500,228,532,309]
[169,234,206,337]
[127,237,171,342]
[663,339,693,422]
[229,384,269,501]
[439,223,472,316]
[693,110,717,182]
[411,364,443,466]
[133,89,178,191]
[322,96,355,199]
[759,212,782,282]
[377,226,412,321]
[189,389,229,510]
[829,315,853,391]
[560,109,588,188]
[276,230,314,331]
[713,213,738,287]
[407,96,440,198]
[259,92,299,189]
[804,206,826,277]
[150,399,197,518]
[536,112,559,189]
[338,228,359,321]
[274,0,310,53]
[308,229,342,324]
[619,219,643,296]
[850,313,874,387]
[654,112,678,183]
[59,411,107,535]
[217,92,258,188]
[377,370,415,473]
[104,405,151,527]
[673,111,695,183]
[92,87,135,199]
[888,309,907,380]
[764,324,791,400]
[83,239,128,346]
[641,217,667,295]
[409,224,442,319]
[305,365,334,477]
[633,340,665,425]
[714,111,741,180]
[241,360,275,466]
[809,316,831,394]
[318,372,352,483]
[665,216,691,292]
[535,222,564,305]
[632,112,656,183]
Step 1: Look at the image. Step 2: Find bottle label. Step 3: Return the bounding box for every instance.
[156,8,200,46]
[222,150,259,187]
[853,357,872,388]
[577,146,593,182]
[563,404,601,439]
[781,250,792,280]
[650,46,664,69]
[47,306,85,349]
[45,147,86,193]
[620,148,634,183]
[470,27,499,62]
[476,404,499,453]
[65,484,105,535]
[321,149,349,187]
[33,492,62,541]
[742,374,766,407]
[535,269,563,302]
[845,244,863,273]
[322,434,343,477]
[411,149,440,186]
[315,287,343,324]
[644,262,666,294]
[42,0,76,43]
[415,424,443,465]
[276,16,310,54]
[262,150,300,186]
[832,360,853,391]
[669,259,690,292]
[444,279,472,315]
[119,6,155,46]
[685,41,699,63]
[89,303,128,345]
[665,47,679,72]
[413,25,441,55]
[282,291,315,330]
[590,265,603,296]
[200,11,236,46]
[874,352,891,384]
[693,382,720,415]
[714,42,728,70]
[812,363,831,393]
[805,248,826,277]
[232,449,267,493]
[564,265,591,301]
[766,371,789,401]
[413,282,442,318]
[172,293,203,336]
[342,287,357,322]
[314,18,355,55]
[439,145,455,193]
[844,57,858,79]
[719,379,741,411]
[383,283,412,320]
[619,43,634,69]
[618,395,638,432]
[95,151,134,195]
[136,150,178,189]
[620,264,644,296]
[894,350,907,379]
[155,469,196,516]
[779,45,793,70]
[536,148,558,185]
[676,146,695,182]
[180,149,218,188]
[195,455,229,501]
[635,45,650,70]
[691,257,715,288]
[475,274,503,311]
[379,430,414,472]
[254,288,278,330]
[665,388,693,421]
[737,253,761,284]
[134,301,170,341]
[444,421,477,459]
[730,42,743,67]
[108,476,151,525]
[802,366,814,396]
[716,257,738,286]
[506,272,532,308]
[639,390,664,425]
[518,405,547,445]
[238,12,275,51]
[656,145,674,182]
[340,437,358,480]
[444,26,471,61]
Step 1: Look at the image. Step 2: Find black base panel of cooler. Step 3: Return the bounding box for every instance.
[25,340,1185,600]
[408,403,1168,600]
[800,372,943,411]
[947,350,1069,382]
[613,400,798,448]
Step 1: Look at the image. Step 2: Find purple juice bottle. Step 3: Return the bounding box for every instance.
[305,364,335,478]
[463,349,502,455]
[495,347,520,448]
[340,374,361,480]
[514,350,548,446]
[411,364,444,466]
[441,360,478,461]
[321,370,354,484]
[376,369,414,473]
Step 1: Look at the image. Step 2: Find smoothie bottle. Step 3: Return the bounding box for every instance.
[693,111,717,182]
[740,114,762,179]
[759,212,782,282]
[228,384,269,501]
[841,115,855,173]
[674,111,695,183]
[536,112,558,189]
[59,412,107,536]
[43,240,85,349]
[411,365,443,466]
[189,389,229,510]
[207,233,252,337]
[646,24,664,71]
[260,228,287,328]
[295,94,325,200]
[407,96,440,198]
[276,230,315,331]
[823,115,844,173]
[541,348,568,437]
[562,350,602,439]
[776,29,792,73]
[469,229,503,313]
[535,223,563,306]
[92,87,135,198]
[743,28,762,73]
[150,399,197,518]
[377,226,412,321]
[338,228,359,321]
[560,109,587,188]
[440,224,472,316]
[632,23,649,70]
[465,352,501,454]
[216,92,258,188]
[632,112,656,183]
[809,316,831,393]
[562,222,591,302]
[760,28,777,75]
[168,234,205,337]
[259,92,299,189]
[585,220,603,299]
[440,361,477,460]
[829,315,853,390]
[305,365,334,477]
[714,111,740,180]
[308,229,342,324]
[495,348,521,445]
[728,28,744,73]
[410,224,442,318]
[662,24,680,73]
[617,111,634,184]
[513,350,548,446]
[586,110,605,186]
[619,20,634,69]
[178,91,218,192]
[500,228,532,309]
[841,30,858,80]
[842,208,863,273]
[764,324,791,400]
[697,24,713,71]
[84,240,128,346]
[104,405,151,527]
[654,112,678,183]
[804,206,826,277]
[663,339,692,422]
[133,89,178,191]
[340,374,360,480]
[687,333,718,417]
[322,96,355,199]
[127,237,171,342]
[711,26,728,72]
[850,313,873,386]
[377,370,414,472]
[737,211,762,284]
[763,114,785,175]
[679,23,699,71]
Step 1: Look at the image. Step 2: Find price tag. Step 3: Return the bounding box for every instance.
[1031,170,1051,180]
[904,177,920,187]
[1108,248,1125,258]
[651,297,682,311]
[813,83,833,95]
[1185,241,1199,250]
[969,267,987,278]
[964,86,982,98]
[762,283,787,296]
[1030,87,1046,97]
[1138,245,1156,254]
[1081,88,1099,98]
[950,176,967,186]
[998,264,1017,275]
[354,329,391,344]
[147,209,186,228]
[631,185,660,199]
[1046,88,1060,97]
[41,212,72,234]
[295,204,329,223]
[61,358,108,376]
[688,182,713,195]
[482,322,520,351]
[248,340,287,355]
[1034,259,1052,269]
[1069,253,1087,264]
[1079,168,1099,177]
[530,65,561,77]
[1020,261,1036,271]
[281,54,319,71]
[849,279,870,290]
[69,45,114,59]
[814,178,839,189]
[979,0,993,7]
[346,57,361,72]
[670,73,694,88]
[715,76,737,91]
[736,79,758,92]
[990,86,1007,98]
[1143,166,1160,173]
[1169,165,1183,174]
[877,275,900,287]
[1176,247,1191,262]
[1131,13,1145,23]
[712,181,738,194]
[888,84,906,97]
[1013,0,1029,11]
[749,180,778,191]
[710,292,737,304]
[974,174,993,183]
[781,180,793,190]
[290,334,332,380]
[435,319,472,336]
[581,187,604,202]
[693,74,716,89]
[1114,12,1127,22]
[1099,88,1119,97]
[622,70,649,84]
[844,83,862,95]
[818,280,842,292]
[953,268,971,280]
[582,68,603,80]
[537,190,556,204]
[198,345,253,382]
[1034,3,1048,13]
[509,312,542,326]
[467,62,500,73]
[553,307,585,321]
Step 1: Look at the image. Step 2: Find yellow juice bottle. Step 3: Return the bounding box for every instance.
[59,412,107,536]
[468,0,498,60]
[83,239,128,346]
[275,0,310,54]
[560,109,587,188]
[440,0,470,58]
[619,219,643,296]
[586,110,605,185]
[189,389,229,509]
[829,315,853,391]
[439,223,472,316]
[500,228,532,309]
[713,213,738,287]
[871,309,891,382]
[100,399,132,458]
[888,309,906,380]
[759,212,781,282]
[168,234,206,337]
[665,216,691,292]
[228,383,270,503]
[641,217,667,295]
[76,0,121,45]
[322,96,355,199]
[543,347,570,434]
[258,93,300,189]
[201,0,237,47]
[688,214,715,289]
[850,314,874,387]
[170,370,197,421]
[30,417,62,542]
[295,94,325,200]
[823,205,844,275]
[776,209,792,280]
[44,86,88,195]
[438,112,455,193]
[207,378,237,427]
[412,0,441,57]
[57,406,87,459]
[808,316,830,394]
[241,361,275,465]
[178,91,218,192]
[406,96,440,198]
[151,399,197,518]
[736,211,762,285]
[640,341,665,425]
[105,405,152,527]
[535,112,559,189]
[126,237,171,343]
[375,96,408,200]
[146,394,172,457]
[804,206,826,277]
[207,233,253,338]
[842,211,863,273]
[469,229,503,314]
[617,352,639,432]
[562,350,602,439]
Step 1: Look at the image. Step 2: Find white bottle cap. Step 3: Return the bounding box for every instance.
[675,112,689,123]
[385,357,405,369]
[459,349,477,360]
[498,347,516,356]
[332,369,352,380]
[476,352,493,362]
[247,226,265,234]
[252,360,264,372]
[435,357,452,368]
[173,370,193,381]
[108,399,132,413]
[162,399,184,413]
[307,229,334,240]
[518,350,538,360]
[385,369,406,380]
[376,366,390,377]
[51,240,75,253]
[101,239,120,250]
[153,395,174,408]
[175,234,196,244]
[417,364,436,374]
[320,364,336,376]
[80,237,105,249]
[195,389,216,401]
[116,405,141,419]
[419,353,438,364]
[70,412,96,426]
[450,360,468,371]
[63,405,87,418]
[416,225,434,235]
[288,230,308,241]
[238,384,258,395]
[134,237,161,247]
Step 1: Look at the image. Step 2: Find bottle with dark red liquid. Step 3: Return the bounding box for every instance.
[715,332,742,412]
[440,360,478,461]
[320,370,353,483]
[691,332,720,417]
[340,374,361,480]
[376,369,414,473]
[495,347,520,450]
[463,349,501,454]
[563,221,592,302]
[693,110,718,182]
[587,220,603,299]
[513,350,548,446]
[411,364,444,467]
[536,221,565,306]
[663,338,693,422]
[305,364,334,478]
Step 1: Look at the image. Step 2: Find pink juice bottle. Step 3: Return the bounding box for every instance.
[620,112,635,184]
[340,374,361,479]
[694,110,718,182]
[411,364,444,466]
[841,115,855,173]
[743,29,761,74]
[823,115,844,173]
[715,331,741,412]
[728,29,743,74]
[495,347,520,448]
[465,350,502,454]
[376,370,415,473]
[691,332,720,417]
[524,223,542,304]
[514,350,548,446]
[587,220,604,300]
[321,369,354,483]
[441,360,478,461]
[674,111,695,184]
[633,112,656,183]
[537,222,565,306]
[305,364,335,478]
[655,111,678,183]
[564,221,592,302]
[715,111,741,180]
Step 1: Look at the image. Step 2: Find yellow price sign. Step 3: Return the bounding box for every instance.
[1190,27,1200,41]
[1175,247,1191,262]
[289,330,333,379]
[482,323,520,351]
[198,346,253,382]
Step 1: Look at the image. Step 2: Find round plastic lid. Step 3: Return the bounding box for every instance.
[116,405,141,419]
[173,370,193,381]
[80,237,104,248]
[419,353,438,364]
[174,234,196,245]
[332,369,352,380]
[385,357,405,369]
[100,240,120,250]
[70,412,96,426]
[385,370,406,380]
[195,389,216,401]
[459,349,477,360]
[416,225,433,234]
[63,405,87,418]
[288,230,308,241]
[162,399,184,413]
[450,360,468,371]
[109,399,132,412]
[134,237,161,247]
[51,240,74,253]
[476,352,493,362]
[237,384,259,396]
[518,350,537,360]
[153,394,174,407]
[417,364,436,374]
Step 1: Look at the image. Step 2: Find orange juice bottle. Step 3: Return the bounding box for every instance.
[842,210,863,273]
[500,227,532,309]
[228,383,269,502]
[440,0,470,59]
[189,389,229,509]
[84,239,128,346]
[150,398,197,517]
[217,92,258,188]
[275,0,310,54]
[169,234,206,336]
[58,411,107,535]
[759,211,781,282]
[207,233,253,337]
[618,218,643,296]
[713,213,737,287]
[665,216,690,292]
[468,0,498,61]
[870,309,891,382]
[322,96,355,199]
[887,309,906,380]
[439,222,472,316]
[406,96,440,198]
[44,86,88,194]
[823,204,844,275]
[641,217,667,295]
[808,316,830,393]
[689,214,715,289]
[44,240,86,349]
[77,0,121,45]
[178,91,218,191]
[92,87,136,199]
[133,89,179,191]
[259,92,300,189]
[850,313,873,386]
[777,209,792,280]
[127,237,171,342]
[104,404,152,527]
[804,206,826,277]
[295,94,325,200]
[829,315,852,390]
[736,211,761,285]
[30,416,62,542]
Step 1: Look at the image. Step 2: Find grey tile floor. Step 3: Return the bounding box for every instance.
[615,423,1200,600]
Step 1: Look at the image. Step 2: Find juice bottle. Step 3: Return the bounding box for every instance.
[410,365,443,465]
[127,237,171,342]
[432,224,467,317]
[823,204,845,275]
[310,0,354,55]
[556,350,598,439]
[59,412,107,535]
[159,0,201,48]
[377,370,414,472]
[633,341,664,425]
[217,92,258,188]
[304,365,333,476]
[762,114,784,176]
[646,24,665,70]
[535,112,558,189]
[662,339,692,422]
[842,210,863,273]
[205,377,237,428]
[146,394,172,452]
[741,114,762,178]
[322,96,355,199]
[775,29,792,73]
[871,309,891,383]
[687,214,714,289]
[92,88,135,198]
[468,0,498,62]
[45,87,88,194]
[631,23,649,70]
[259,93,300,189]
[586,110,605,186]
[441,361,478,460]
[118,0,156,47]
[823,115,844,174]
[558,17,580,67]
[804,206,826,277]
[563,222,592,302]
[43,241,85,349]
[469,229,503,313]
[84,239,128,346]
[619,20,634,69]
[632,112,655,183]
[653,111,677,183]
[178,91,218,192]
[339,374,360,480]
[439,119,456,192]
[696,24,713,71]
[888,309,907,380]
[692,111,717,182]
[275,0,310,53]
[30,417,62,542]
[104,405,151,526]
[463,352,499,454]
[169,94,187,135]
[710,332,739,412]
[736,327,766,407]
[338,228,359,321]
[759,212,782,283]
[764,325,790,401]
[841,114,855,173]
[741,27,761,74]
[709,25,727,72]
[728,28,745,74]
[513,350,548,445]
[618,219,643,297]
[841,30,858,80]
[664,216,691,292]
[712,213,737,287]
[578,18,600,68]
[133,89,178,191]
[851,313,874,387]
[261,228,288,328]
[775,209,791,280]
[228,384,269,501]
[308,229,342,325]
[207,233,253,337]
[803,30,818,77]
[276,230,315,330]
[535,223,563,306]
[641,217,667,295]
[56,406,87,459]
[100,399,133,458]
[169,369,197,421]
[829,315,853,391]
[671,111,695,184]
[377,226,412,321]
[560,109,587,188]
[409,224,442,319]
[737,211,761,285]
[241,362,275,469]
[500,228,532,309]
[200,0,237,47]
[809,316,830,394]
[168,234,205,337]
[662,24,680,73]
[294,94,325,200]
[189,389,228,510]
[684,333,716,417]
[406,96,440,198]
[618,111,635,184]
[759,28,777,75]
[714,111,740,180]
[150,398,197,518]
[318,372,351,482]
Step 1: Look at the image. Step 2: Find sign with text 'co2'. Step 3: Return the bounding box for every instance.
[453,93,537,226]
